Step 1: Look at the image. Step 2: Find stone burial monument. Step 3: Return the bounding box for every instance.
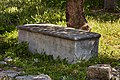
[17,24,101,63]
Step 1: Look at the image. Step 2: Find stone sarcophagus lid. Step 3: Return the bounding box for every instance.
[17,24,101,63]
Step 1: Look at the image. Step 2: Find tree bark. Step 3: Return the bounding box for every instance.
[66,0,90,31]
[104,0,118,12]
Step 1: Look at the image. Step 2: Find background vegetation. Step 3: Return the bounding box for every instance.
[0,0,120,80]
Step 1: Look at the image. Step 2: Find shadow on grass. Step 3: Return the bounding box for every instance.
[76,55,120,68]
[85,9,120,22]
[0,36,9,54]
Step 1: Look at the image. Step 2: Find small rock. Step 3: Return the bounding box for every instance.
[0,72,7,78]
[112,67,120,80]
[114,66,119,71]
[112,68,118,72]
[4,58,13,62]
[15,75,33,80]
[13,66,22,71]
[87,64,112,80]
[0,68,3,71]
[0,61,7,65]
[2,70,21,78]
[33,74,51,80]
[111,76,119,80]
[112,68,119,76]
[0,72,13,80]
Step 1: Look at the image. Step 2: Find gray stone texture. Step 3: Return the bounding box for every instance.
[33,74,52,80]
[4,58,13,62]
[0,61,7,65]
[111,67,120,80]
[0,69,52,80]
[17,24,101,63]
[87,64,112,80]
[1,70,21,78]
[15,75,33,80]
[15,74,52,80]
[0,70,21,80]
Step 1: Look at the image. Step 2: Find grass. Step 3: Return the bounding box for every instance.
[0,17,120,80]
[88,17,120,60]
[0,0,120,80]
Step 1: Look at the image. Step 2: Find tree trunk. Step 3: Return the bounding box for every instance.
[104,0,118,12]
[66,0,90,31]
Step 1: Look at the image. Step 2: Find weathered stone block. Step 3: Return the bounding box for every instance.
[87,64,112,80]
[17,24,101,63]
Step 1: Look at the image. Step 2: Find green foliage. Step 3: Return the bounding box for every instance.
[0,0,66,34]
[0,0,120,80]
[84,0,104,10]
[0,18,120,79]
[117,0,120,8]
[5,42,31,58]
[0,0,120,34]
[41,0,66,9]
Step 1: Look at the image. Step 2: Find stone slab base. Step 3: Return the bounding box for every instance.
[17,24,101,63]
